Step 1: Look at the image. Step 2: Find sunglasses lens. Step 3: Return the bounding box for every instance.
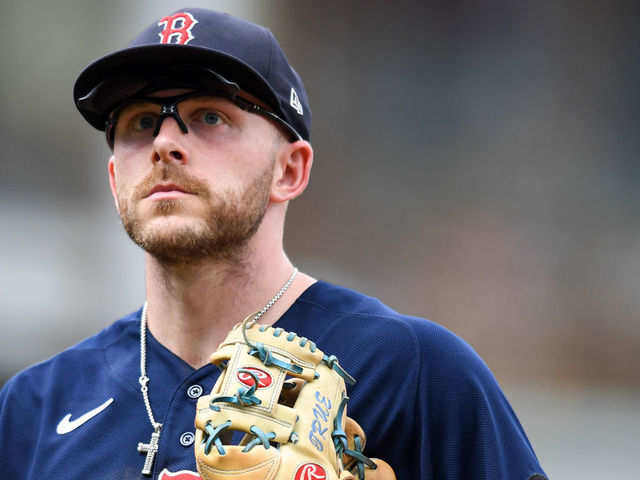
[168,65,241,98]
[78,73,151,115]
[79,66,240,120]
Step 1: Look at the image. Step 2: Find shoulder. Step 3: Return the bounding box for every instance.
[288,280,478,366]
[297,281,506,403]
[0,309,142,476]
[284,280,491,411]
[0,309,141,402]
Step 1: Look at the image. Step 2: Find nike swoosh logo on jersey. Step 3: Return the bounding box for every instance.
[56,397,114,434]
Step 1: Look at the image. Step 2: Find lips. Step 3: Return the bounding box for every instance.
[145,183,192,200]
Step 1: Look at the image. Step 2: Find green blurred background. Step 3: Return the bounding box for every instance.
[1,1,639,477]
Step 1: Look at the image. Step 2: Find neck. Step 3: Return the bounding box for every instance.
[143,237,315,369]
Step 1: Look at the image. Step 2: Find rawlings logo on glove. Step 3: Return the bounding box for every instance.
[194,315,395,480]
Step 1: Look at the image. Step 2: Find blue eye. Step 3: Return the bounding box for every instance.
[203,112,220,125]
[135,115,156,131]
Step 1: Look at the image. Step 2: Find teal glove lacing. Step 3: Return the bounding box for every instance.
[208,368,262,410]
[332,393,378,479]
[242,318,356,385]
[203,420,232,455]
[202,369,271,455]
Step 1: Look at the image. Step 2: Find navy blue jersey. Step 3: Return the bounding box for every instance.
[0,281,546,479]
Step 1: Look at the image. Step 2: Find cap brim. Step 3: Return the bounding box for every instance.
[74,44,280,131]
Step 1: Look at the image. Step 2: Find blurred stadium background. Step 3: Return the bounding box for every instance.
[1,1,638,477]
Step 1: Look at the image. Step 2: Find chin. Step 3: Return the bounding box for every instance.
[147,213,201,227]
[137,226,214,264]
[144,216,210,241]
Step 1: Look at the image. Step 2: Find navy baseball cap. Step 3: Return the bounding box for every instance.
[74,8,311,142]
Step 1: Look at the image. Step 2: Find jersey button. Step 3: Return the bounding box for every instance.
[187,384,203,398]
[180,431,195,447]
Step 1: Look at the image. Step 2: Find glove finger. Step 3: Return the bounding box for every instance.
[364,459,396,480]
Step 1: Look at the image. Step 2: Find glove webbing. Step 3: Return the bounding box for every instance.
[208,369,261,410]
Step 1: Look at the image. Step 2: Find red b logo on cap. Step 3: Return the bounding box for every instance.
[157,12,198,45]
[294,463,327,480]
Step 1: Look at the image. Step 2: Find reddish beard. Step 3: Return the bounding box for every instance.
[116,163,273,265]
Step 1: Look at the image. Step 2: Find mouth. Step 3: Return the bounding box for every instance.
[145,183,194,200]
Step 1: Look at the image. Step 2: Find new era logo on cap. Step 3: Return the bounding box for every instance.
[290,88,303,115]
[158,12,198,44]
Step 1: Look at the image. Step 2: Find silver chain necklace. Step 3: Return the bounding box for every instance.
[136,267,298,476]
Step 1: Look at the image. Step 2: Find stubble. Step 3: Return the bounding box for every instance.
[117,162,273,266]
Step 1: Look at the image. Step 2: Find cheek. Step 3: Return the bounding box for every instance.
[212,139,274,178]
[111,163,143,205]
[113,145,149,178]
[190,143,244,184]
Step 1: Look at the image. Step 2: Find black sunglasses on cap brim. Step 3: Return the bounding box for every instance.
[76,64,303,148]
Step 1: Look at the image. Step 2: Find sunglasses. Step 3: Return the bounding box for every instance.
[77,64,302,147]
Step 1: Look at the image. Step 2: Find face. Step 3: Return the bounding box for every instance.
[109,91,280,265]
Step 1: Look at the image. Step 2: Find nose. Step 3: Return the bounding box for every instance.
[152,117,189,164]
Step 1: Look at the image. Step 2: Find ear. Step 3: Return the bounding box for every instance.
[270,140,313,203]
[108,156,120,213]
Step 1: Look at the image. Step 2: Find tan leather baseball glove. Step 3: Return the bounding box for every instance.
[194,315,395,480]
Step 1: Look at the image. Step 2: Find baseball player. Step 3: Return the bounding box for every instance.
[0,8,547,480]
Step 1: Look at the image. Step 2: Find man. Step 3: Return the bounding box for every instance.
[0,8,547,480]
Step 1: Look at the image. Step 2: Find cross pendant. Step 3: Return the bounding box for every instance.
[137,426,162,476]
